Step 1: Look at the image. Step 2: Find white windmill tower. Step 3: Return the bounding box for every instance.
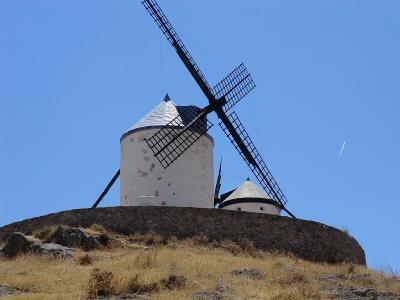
[119,95,214,208]
[93,0,295,218]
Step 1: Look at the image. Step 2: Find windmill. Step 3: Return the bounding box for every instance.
[93,0,295,218]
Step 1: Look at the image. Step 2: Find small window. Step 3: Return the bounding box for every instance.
[237,207,241,211]
[260,207,264,211]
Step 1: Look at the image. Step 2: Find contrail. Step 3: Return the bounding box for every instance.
[338,141,346,159]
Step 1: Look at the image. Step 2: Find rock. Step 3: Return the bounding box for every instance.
[30,242,75,258]
[0,286,18,297]
[215,282,231,294]
[350,273,382,285]
[96,294,150,300]
[231,269,262,280]
[193,283,237,300]
[320,274,341,282]
[0,232,37,258]
[193,290,225,300]
[332,285,400,300]
[0,232,76,259]
[116,294,151,299]
[50,226,101,251]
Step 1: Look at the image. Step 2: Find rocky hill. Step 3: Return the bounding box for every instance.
[0,224,399,300]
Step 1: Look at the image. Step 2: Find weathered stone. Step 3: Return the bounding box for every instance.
[193,283,237,300]
[0,286,18,297]
[96,293,150,299]
[0,207,366,264]
[231,268,263,280]
[30,242,75,258]
[0,232,36,258]
[0,232,75,259]
[50,226,101,251]
[332,285,400,300]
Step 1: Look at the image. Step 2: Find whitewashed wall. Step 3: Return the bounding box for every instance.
[221,202,280,215]
[120,128,214,208]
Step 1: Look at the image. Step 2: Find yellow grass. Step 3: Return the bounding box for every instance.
[0,235,399,299]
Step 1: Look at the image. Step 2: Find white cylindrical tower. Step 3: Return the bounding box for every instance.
[219,179,281,215]
[120,95,214,208]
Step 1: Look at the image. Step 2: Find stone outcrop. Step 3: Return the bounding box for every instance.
[231,269,263,280]
[321,273,400,299]
[0,286,18,297]
[0,207,366,264]
[49,226,103,251]
[0,232,75,258]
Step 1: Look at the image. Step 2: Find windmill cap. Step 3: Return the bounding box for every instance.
[121,94,214,144]
[223,179,273,202]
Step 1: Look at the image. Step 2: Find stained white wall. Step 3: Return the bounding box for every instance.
[120,128,214,208]
[221,202,280,215]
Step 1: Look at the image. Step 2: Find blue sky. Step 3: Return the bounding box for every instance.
[0,1,399,270]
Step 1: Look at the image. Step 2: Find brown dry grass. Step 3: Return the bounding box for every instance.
[0,233,399,299]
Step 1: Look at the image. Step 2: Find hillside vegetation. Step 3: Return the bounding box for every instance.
[0,226,399,300]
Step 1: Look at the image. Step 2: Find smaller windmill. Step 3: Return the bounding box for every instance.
[93,0,295,218]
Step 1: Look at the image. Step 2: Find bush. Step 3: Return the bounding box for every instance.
[161,274,187,290]
[131,232,166,246]
[78,254,93,266]
[126,274,159,294]
[32,226,58,242]
[190,234,209,246]
[88,268,113,298]
[89,224,106,233]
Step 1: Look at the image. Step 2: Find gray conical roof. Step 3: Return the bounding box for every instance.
[128,94,182,131]
[223,179,273,202]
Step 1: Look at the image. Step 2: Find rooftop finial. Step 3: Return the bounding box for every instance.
[246,177,251,181]
[163,93,171,102]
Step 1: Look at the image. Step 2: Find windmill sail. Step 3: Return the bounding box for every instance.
[141,0,296,217]
[142,0,212,94]
[146,106,214,169]
[219,112,288,207]
[213,64,256,112]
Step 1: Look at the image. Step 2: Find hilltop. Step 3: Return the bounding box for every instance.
[0,225,399,300]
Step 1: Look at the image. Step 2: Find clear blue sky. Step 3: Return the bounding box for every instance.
[0,1,399,270]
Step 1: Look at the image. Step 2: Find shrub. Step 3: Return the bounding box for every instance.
[161,274,187,290]
[131,232,166,246]
[78,254,93,266]
[89,224,106,233]
[126,274,159,294]
[87,268,113,298]
[32,226,58,242]
[190,234,209,246]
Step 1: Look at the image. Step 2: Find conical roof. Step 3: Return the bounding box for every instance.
[223,178,273,202]
[122,94,213,144]
[128,94,182,131]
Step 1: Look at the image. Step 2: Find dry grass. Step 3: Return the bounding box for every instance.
[31,225,58,242]
[0,234,399,299]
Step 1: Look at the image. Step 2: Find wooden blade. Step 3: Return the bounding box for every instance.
[146,107,213,169]
[218,111,294,217]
